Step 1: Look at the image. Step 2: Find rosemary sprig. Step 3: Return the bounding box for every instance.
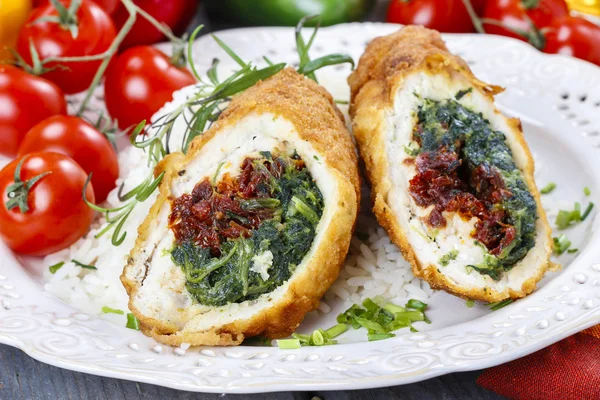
[89,17,354,247]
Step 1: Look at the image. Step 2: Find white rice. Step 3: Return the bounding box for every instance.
[42,87,198,314]
[322,210,434,309]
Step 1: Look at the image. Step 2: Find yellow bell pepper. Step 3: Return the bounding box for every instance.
[0,0,32,62]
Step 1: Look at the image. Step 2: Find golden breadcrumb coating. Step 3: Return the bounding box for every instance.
[349,26,552,302]
[122,68,359,346]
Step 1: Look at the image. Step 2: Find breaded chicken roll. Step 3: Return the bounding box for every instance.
[349,26,552,302]
[122,68,359,346]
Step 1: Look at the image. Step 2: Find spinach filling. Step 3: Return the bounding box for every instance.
[169,152,324,306]
[410,98,537,279]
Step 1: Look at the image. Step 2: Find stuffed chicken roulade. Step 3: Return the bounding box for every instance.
[349,26,552,302]
[122,68,359,346]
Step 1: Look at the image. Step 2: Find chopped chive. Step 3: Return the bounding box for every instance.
[310,329,325,346]
[72,259,97,270]
[540,182,556,194]
[277,339,301,349]
[466,299,475,308]
[488,299,513,311]
[555,210,572,230]
[581,202,594,221]
[383,303,406,314]
[126,313,140,330]
[101,306,124,315]
[291,332,310,345]
[336,298,430,341]
[405,299,427,312]
[334,99,349,105]
[584,187,591,196]
[553,234,572,255]
[324,323,347,339]
[49,261,65,274]
[368,333,395,341]
[362,297,380,312]
[567,248,578,254]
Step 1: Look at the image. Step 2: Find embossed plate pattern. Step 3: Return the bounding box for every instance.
[1,23,600,393]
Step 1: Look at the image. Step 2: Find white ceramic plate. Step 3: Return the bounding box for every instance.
[1,23,600,393]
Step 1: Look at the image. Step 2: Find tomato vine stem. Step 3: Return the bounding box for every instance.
[459,0,485,34]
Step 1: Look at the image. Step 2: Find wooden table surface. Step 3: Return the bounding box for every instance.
[0,2,508,399]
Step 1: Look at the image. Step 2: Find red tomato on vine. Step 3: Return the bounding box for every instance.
[544,16,600,67]
[0,65,67,158]
[18,116,119,203]
[0,152,95,256]
[104,46,195,130]
[16,0,117,94]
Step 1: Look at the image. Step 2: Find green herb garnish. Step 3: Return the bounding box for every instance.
[439,250,459,266]
[488,299,513,311]
[49,262,65,274]
[276,339,301,349]
[291,323,348,347]
[584,187,591,196]
[101,306,124,315]
[553,234,572,255]
[72,259,97,270]
[337,298,430,341]
[126,313,140,330]
[582,202,594,221]
[540,182,556,194]
[567,248,578,254]
[466,299,475,308]
[556,202,594,229]
[368,333,395,342]
[455,87,473,100]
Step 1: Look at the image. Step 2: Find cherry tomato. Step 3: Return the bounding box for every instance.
[16,0,117,94]
[483,0,569,42]
[544,16,600,67]
[111,0,197,49]
[17,116,119,202]
[104,46,195,130]
[0,65,67,158]
[0,152,95,256]
[386,0,486,33]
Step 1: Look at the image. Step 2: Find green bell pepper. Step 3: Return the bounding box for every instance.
[207,0,375,27]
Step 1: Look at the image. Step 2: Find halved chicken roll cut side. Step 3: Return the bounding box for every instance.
[349,26,552,302]
[122,68,359,346]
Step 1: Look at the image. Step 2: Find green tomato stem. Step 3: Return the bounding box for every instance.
[75,0,138,116]
[459,0,485,34]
